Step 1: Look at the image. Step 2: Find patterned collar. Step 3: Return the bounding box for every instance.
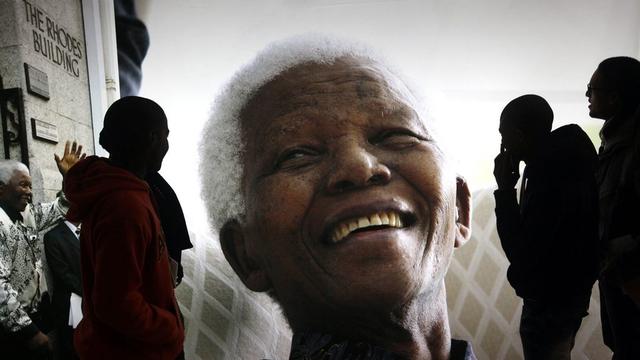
[289,331,476,360]
[0,202,23,223]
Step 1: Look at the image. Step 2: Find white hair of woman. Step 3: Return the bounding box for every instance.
[199,34,435,232]
[0,160,29,184]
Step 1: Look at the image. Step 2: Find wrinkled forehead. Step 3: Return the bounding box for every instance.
[240,57,423,134]
[13,169,30,178]
[8,169,30,184]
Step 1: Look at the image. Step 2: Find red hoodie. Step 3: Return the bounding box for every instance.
[65,156,184,359]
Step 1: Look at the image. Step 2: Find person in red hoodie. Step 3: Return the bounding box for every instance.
[64,96,184,360]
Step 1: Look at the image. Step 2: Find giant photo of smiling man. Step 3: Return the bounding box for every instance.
[200,35,476,360]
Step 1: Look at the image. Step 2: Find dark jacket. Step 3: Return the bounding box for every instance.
[65,156,184,360]
[44,221,82,330]
[494,124,599,304]
[597,113,640,282]
[44,221,82,358]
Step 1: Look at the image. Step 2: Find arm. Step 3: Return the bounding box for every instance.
[90,210,180,344]
[493,149,522,263]
[44,229,82,295]
[30,196,68,235]
[494,187,523,263]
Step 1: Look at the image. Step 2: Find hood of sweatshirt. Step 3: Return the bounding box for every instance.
[65,156,150,222]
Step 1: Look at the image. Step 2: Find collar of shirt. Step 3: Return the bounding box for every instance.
[64,220,80,238]
[0,202,23,223]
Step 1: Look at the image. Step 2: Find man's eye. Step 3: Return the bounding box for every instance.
[373,129,424,148]
[274,148,319,170]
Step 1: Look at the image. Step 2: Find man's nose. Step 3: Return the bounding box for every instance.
[325,144,391,193]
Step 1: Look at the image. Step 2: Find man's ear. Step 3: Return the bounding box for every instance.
[147,130,160,147]
[454,176,472,248]
[609,92,622,108]
[219,219,272,292]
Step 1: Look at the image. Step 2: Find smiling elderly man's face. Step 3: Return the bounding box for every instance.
[221,56,470,331]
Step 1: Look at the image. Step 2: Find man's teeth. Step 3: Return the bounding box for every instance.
[331,212,404,243]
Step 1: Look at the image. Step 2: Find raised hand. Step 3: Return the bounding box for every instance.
[54,140,86,177]
[494,148,520,190]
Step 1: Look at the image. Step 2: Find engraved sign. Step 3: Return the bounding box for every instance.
[31,118,59,143]
[24,63,50,99]
[23,0,84,78]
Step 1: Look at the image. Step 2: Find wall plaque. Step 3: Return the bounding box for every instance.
[31,118,58,143]
[24,63,50,99]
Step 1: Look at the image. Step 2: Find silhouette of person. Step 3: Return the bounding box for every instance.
[494,95,599,360]
[64,96,184,360]
[587,56,640,359]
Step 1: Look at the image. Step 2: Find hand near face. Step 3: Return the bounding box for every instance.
[494,148,519,190]
[55,140,86,177]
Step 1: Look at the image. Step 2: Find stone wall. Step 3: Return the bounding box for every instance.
[0,0,94,202]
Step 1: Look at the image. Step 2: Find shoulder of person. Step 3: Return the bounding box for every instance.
[96,189,156,219]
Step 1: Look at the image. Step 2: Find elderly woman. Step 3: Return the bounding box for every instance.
[200,35,474,360]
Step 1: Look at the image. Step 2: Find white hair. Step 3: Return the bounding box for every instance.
[0,160,29,184]
[199,34,436,232]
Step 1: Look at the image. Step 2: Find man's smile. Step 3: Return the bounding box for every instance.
[328,211,405,243]
[318,198,420,245]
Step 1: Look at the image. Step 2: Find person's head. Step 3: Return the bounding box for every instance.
[586,56,640,120]
[499,94,553,162]
[0,160,31,212]
[99,96,169,173]
[200,35,471,335]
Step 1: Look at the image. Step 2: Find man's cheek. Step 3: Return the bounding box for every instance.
[255,186,309,222]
